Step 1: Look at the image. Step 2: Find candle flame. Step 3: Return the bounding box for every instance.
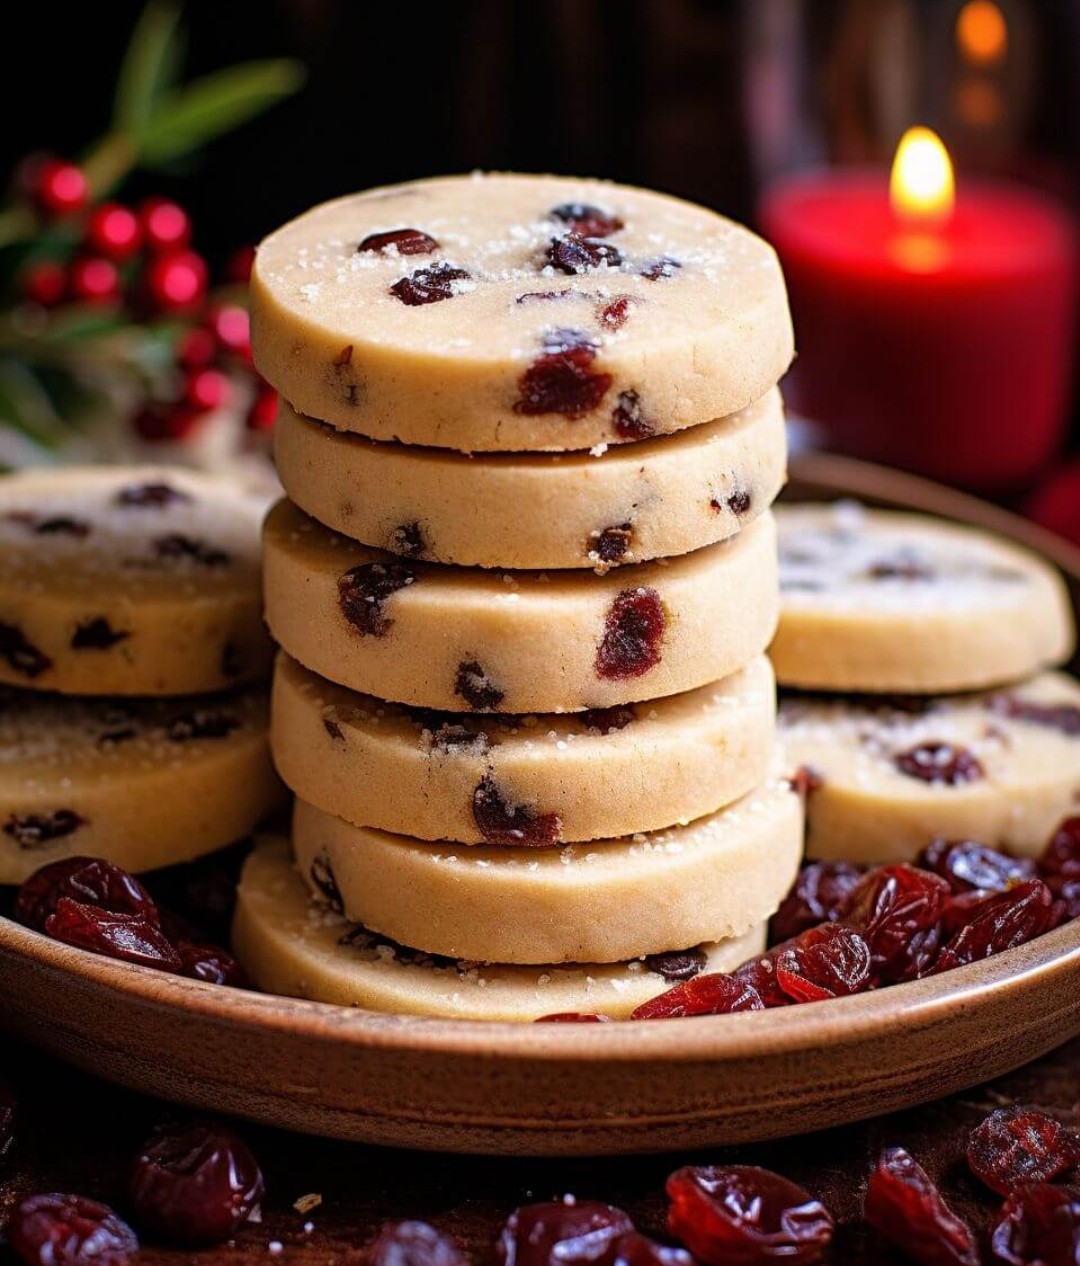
[890,127,955,226]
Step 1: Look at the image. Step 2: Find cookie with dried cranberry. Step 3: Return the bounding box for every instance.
[263,499,778,713]
[780,671,1080,863]
[0,466,274,696]
[250,173,793,453]
[288,776,802,965]
[0,686,284,884]
[272,651,775,843]
[274,388,787,570]
[772,502,1074,693]
[233,836,767,1021]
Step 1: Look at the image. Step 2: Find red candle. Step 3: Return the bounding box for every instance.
[760,129,1078,493]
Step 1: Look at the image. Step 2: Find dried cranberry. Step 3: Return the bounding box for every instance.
[71,618,129,649]
[986,693,1080,736]
[844,864,950,982]
[771,860,864,943]
[391,521,426,558]
[0,622,52,679]
[611,390,653,440]
[631,972,763,1020]
[166,710,238,741]
[333,344,353,367]
[8,1194,138,1266]
[44,898,182,971]
[390,263,470,306]
[867,555,936,581]
[592,524,632,565]
[919,839,1036,894]
[310,855,343,912]
[992,1184,1080,1266]
[893,742,984,786]
[455,659,504,710]
[129,1121,264,1246]
[0,1078,15,1157]
[115,482,191,508]
[787,765,825,804]
[154,534,230,567]
[967,1104,1080,1196]
[732,950,792,1009]
[1039,818,1080,881]
[358,1221,467,1266]
[324,717,345,741]
[546,234,623,274]
[666,1165,833,1266]
[15,857,157,931]
[494,1199,633,1266]
[359,228,439,255]
[864,1147,978,1266]
[931,879,1057,974]
[472,776,562,846]
[639,257,681,281]
[4,810,85,850]
[535,1012,612,1023]
[726,489,752,516]
[174,940,246,987]
[608,1235,692,1266]
[775,923,873,1002]
[643,947,707,983]
[550,204,624,238]
[338,561,415,636]
[595,587,665,681]
[580,706,635,734]
[35,516,91,537]
[598,296,633,330]
[514,328,612,418]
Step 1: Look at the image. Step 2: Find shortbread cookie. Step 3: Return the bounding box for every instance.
[272,652,776,843]
[264,500,779,713]
[0,685,284,884]
[772,502,1074,693]
[0,467,274,696]
[781,671,1080,863]
[250,173,793,453]
[274,389,787,570]
[291,779,803,964]
[233,837,767,1021]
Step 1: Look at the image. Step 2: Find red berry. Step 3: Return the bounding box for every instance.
[68,257,120,305]
[919,838,1036,895]
[775,923,873,1002]
[359,1221,466,1266]
[85,203,141,260]
[144,250,208,311]
[174,940,246,986]
[138,198,192,253]
[33,160,88,217]
[514,327,612,418]
[132,402,204,443]
[992,1183,1080,1265]
[176,326,217,370]
[631,972,763,1020]
[207,304,251,359]
[495,1199,633,1266]
[20,261,66,307]
[8,1194,138,1266]
[865,1147,978,1266]
[967,1104,1080,1196]
[844,864,950,983]
[932,878,1058,974]
[771,860,865,943]
[225,245,256,284]
[666,1164,834,1265]
[15,857,158,932]
[245,384,278,432]
[608,1234,692,1266]
[44,897,182,971]
[184,368,231,412]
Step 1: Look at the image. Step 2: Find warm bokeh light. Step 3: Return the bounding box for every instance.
[890,127,956,225]
[956,0,1008,66]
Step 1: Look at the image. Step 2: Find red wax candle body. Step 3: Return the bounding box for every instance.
[760,172,1078,492]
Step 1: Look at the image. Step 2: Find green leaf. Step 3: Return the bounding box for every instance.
[138,60,305,166]
[113,0,185,136]
[0,358,67,448]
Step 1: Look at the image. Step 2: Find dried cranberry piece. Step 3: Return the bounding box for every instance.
[1039,817,1080,882]
[15,857,157,931]
[931,879,1057,974]
[455,659,504,710]
[390,263,470,306]
[991,1183,1080,1266]
[787,765,825,804]
[4,810,85,850]
[631,972,763,1020]
[391,521,426,558]
[129,1121,264,1246]
[550,204,624,238]
[494,1199,633,1266]
[71,618,129,649]
[580,706,635,734]
[732,950,792,1008]
[115,482,191,508]
[514,328,613,418]
[535,1012,612,1023]
[864,1147,979,1266]
[986,693,1080,736]
[611,390,653,440]
[166,710,238,741]
[358,1221,467,1266]
[592,524,632,565]
[44,898,182,971]
[643,947,707,983]
[0,622,52,679]
[666,1165,833,1265]
[174,940,246,987]
[154,534,231,567]
[967,1104,1080,1196]
[919,839,1036,894]
[338,561,415,636]
[595,587,665,681]
[472,776,562,846]
[546,234,623,274]
[8,1194,138,1266]
[598,296,633,330]
[770,860,865,943]
[775,923,873,1002]
[0,1078,15,1157]
[35,516,91,537]
[893,742,984,786]
[358,228,440,255]
[639,257,681,281]
[844,864,950,982]
[608,1234,692,1266]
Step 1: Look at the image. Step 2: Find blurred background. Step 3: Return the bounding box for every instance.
[0,1,1077,534]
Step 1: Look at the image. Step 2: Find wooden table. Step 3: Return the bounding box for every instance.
[3,1033,1076,1262]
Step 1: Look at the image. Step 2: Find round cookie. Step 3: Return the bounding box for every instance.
[772,502,1075,693]
[263,499,779,713]
[233,836,767,1022]
[272,652,777,843]
[291,778,803,964]
[780,671,1080,863]
[0,685,284,885]
[274,389,787,570]
[0,466,274,696]
[250,173,793,453]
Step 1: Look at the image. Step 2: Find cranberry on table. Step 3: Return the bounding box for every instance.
[15,857,159,932]
[770,860,865,943]
[138,197,192,253]
[8,1193,138,1266]
[631,972,763,1020]
[494,1199,634,1266]
[129,1121,264,1246]
[359,1220,467,1266]
[991,1183,1080,1266]
[864,1147,979,1266]
[844,864,950,983]
[32,160,88,217]
[666,1164,834,1265]
[967,1104,1080,1196]
[84,203,142,260]
[775,923,873,1002]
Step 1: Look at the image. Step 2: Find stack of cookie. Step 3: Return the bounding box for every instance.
[0,467,282,886]
[236,173,804,1021]
[773,501,1079,863]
